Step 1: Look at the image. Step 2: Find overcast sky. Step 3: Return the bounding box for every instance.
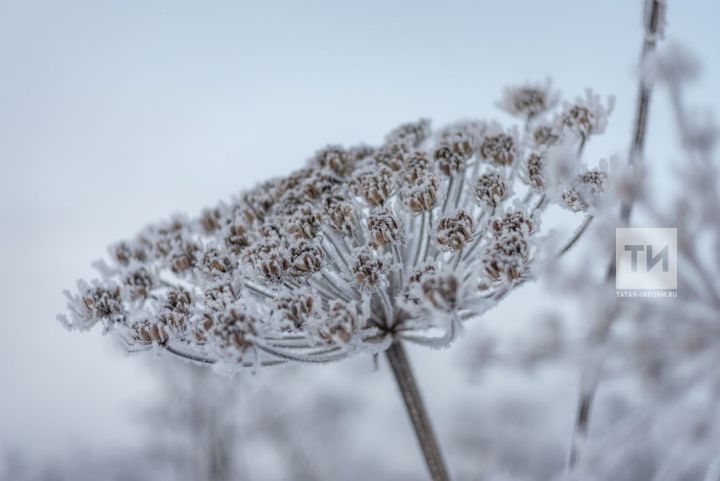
[0,0,718,463]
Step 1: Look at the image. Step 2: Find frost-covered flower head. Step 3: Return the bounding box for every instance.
[59,84,611,372]
[557,89,615,140]
[498,80,560,120]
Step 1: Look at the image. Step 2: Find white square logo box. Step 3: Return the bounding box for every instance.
[616,228,677,291]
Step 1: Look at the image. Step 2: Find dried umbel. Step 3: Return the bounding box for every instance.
[474,172,508,209]
[224,223,250,254]
[558,90,614,139]
[433,133,475,176]
[524,152,545,189]
[402,174,439,213]
[532,123,560,147]
[288,240,324,277]
[561,168,609,212]
[245,240,289,282]
[135,319,169,345]
[367,208,400,246]
[350,249,386,289]
[207,307,258,354]
[323,191,356,236]
[420,272,459,313]
[479,131,517,166]
[59,83,611,370]
[436,211,474,251]
[273,289,317,329]
[385,119,431,147]
[73,284,124,329]
[402,151,431,184]
[123,267,154,300]
[312,145,352,176]
[318,300,365,344]
[490,209,536,237]
[499,81,559,119]
[482,232,530,282]
[351,167,393,205]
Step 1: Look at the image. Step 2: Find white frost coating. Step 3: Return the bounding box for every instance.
[58,84,612,372]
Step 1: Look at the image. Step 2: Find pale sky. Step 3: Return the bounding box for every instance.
[0,0,718,462]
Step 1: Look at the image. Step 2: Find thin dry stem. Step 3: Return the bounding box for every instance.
[566,0,664,474]
[386,341,451,481]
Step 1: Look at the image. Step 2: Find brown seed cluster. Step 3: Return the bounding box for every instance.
[436,211,475,251]
[367,209,401,246]
[510,88,548,117]
[561,169,608,212]
[474,172,508,208]
[59,83,611,368]
[525,152,545,189]
[274,290,316,329]
[480,133,517,166]
[351,250,386,288]
[421,273,459,312]
[320,300,363,344]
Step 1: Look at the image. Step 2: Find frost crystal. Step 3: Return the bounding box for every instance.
[59,84,611,371]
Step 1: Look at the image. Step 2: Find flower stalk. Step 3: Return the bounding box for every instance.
[566,0,665,474]
[386,341,450,481]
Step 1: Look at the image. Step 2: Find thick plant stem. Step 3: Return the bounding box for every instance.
[386,341,451,481]
[566,0,664,474]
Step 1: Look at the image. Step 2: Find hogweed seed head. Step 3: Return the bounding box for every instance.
[436,211,475,251]
[532,123,561,147]
[385,119,432,147]
[420,272,460,313]
[402,174,439,213]
[560,168,609,212]
[367,208,401,247]
[273,288,318,329]
[474,172,508,209]
[479,129,518,166]
[352,167,394,206]
[318,300,365,344]
[498,81,559,120]
[524,152,546,190]
[351,248,387,289]
[59,83,611,371]
[557,90,615,139]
